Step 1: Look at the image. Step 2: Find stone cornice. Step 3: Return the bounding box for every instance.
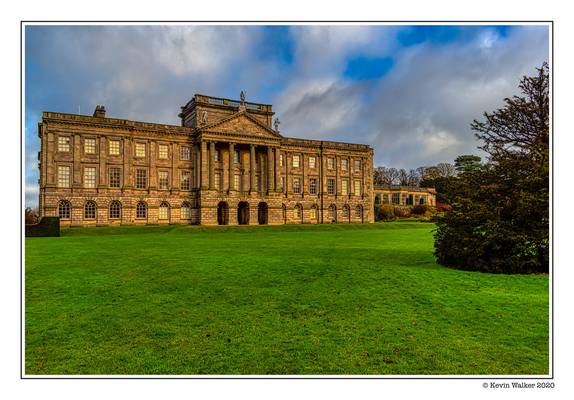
[281,137,372,153]
[42,112,196,137]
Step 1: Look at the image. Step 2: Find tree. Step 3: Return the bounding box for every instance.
[436,162,457,177]
[434,63,549,274]
[398,168,409,185]
[25,208,39,224]
[454,155,482,173]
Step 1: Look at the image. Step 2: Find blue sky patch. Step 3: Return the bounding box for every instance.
[343,56,394,80]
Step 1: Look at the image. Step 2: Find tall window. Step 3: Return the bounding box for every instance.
[329,204,336,221]
[109,140,120,156]
[215,172,221,190]
[158,144,169,159]
[280,176,284,191]
[311,205,318,220]
[280,154,284,167]
[58,200,71,219]
[293,178,301,194]
[342,205,349,218]
[309,156,316,169]
[292,155,300,168]
[135,169,147,189]
[234,174,241,191]
[327,157,334,170]
[309,178,317,194]
[354,180,361,196]
[255,175,260,191]
[392,193,400,205]
[84,138,96,154]
[181,202,191,219]
[58,136,70,152]
[83,167,96,188]
[109,167,121,188]
[158,171,169,190]
[355,205,363,218]
[341,159,348,171]
[159,202,169,220]
[57,166,70,188]
[84,201,96,219]
[136,202,147,219]
[180,170,191,190]
[294,204,302,220]
[327,178,335,195]
[214,149,221,162]
[354,159,361,171]
[135,142,146,158]
[341,180,348,195]
[109,201,121,219]
[383,194,390,204]
[234,150,240,163]
[180,146,190,160]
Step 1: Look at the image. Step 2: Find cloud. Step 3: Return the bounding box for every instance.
[24,24,549,208]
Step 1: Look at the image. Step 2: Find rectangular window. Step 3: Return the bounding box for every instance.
[181,205,191,219]
[309,156,316,169]
[180,146,190,160]
[234,174,241,190]
[341,180,348,195]
[136,169,147,189]
[354,159,361,171]
[159,171,169,190]
[392,193,400,205]
[84,138,96,154]
[293,178,301,194]
[309,178,317,194]
[327,157,334,170]
[58,136,70,152]
[234,150,240,163]
[57,166,70,188]
[383,194,390,204]
[280,154,284,167]
[109,167,121,188]
[135,142,146,158]
[327,178,335,195]
[354,180,361,196]
[280,176,284,191]
[180,170,191,190]
[292,155,300,168]
[84,167,96,188]
[214,150,221,162]
[215,172,221,190]
[341,159,348,171]
[109,140,120,156]
[158,144,169,159]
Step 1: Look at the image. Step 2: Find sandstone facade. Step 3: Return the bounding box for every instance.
[38,94,374,226]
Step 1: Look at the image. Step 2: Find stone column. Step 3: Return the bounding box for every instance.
[250,144,256,193]
[267,146,274,193]
[98,136,106,188]
[200,141,208,189]
[229,142,235,191]
[274,148,281,192]
[209,141,216,190]
[73,134,81,187]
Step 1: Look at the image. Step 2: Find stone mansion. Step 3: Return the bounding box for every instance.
[38,93,374,226]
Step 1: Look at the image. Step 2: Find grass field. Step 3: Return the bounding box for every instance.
[25,223,549,375]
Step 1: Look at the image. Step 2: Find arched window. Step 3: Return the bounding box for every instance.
[329,204,337,222]
[375,195,381,205]
[342,205,350,218]
[355,205,363,218]
[136,202,147,219]
[109,201,121,219]
[84,201,96,219]
[58,200,71,219]
[294,204,303,220]
[159,202,170,220]
[181,202,191,219]
[311,205,319,221]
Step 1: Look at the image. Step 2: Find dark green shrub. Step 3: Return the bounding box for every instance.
[411,204,427,215]
[25,217,60,237]
[393,206,411,218]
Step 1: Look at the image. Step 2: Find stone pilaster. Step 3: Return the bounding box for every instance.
[200,141,208,189]
[267,146,274,193]
[274,148,281,192]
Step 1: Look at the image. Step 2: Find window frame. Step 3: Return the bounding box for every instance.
[293,177,301,194]
[108,139,121,156]
[109,201,122,219]
[83,137,97,155]
[58,200,71,219]
[327,178,335,195]
[309,178,317,195]
[109,167,121,188]
[135,142,146,158]
[309,156,316,169]
[57,136,71,153]
[158,170,170,190]
[158,144,169,160]
[135,168,148,189]
[292,154,300,168]
[57,165,71,188]
[180,145,191,161]
[84,201,96,220]
[180,170,191,190]
[181,202,191,219]
[159,202,170,220]
[136,202,147,219]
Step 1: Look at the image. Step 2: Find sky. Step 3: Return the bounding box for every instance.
[24,24,549,207]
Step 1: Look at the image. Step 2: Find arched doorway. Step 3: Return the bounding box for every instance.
[238,201,249,225]
[258,202,268,225]
[217,201,229,225]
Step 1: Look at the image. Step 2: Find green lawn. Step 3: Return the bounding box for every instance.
[25,223,549,375]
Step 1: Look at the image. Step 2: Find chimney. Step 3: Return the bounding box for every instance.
[93,105,106,118]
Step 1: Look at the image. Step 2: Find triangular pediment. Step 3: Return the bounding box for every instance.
[199,111,282,140]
